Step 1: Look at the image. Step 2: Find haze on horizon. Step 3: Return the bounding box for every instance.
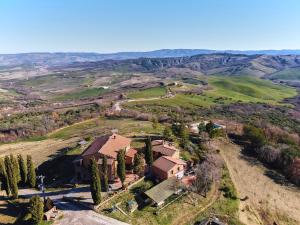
[1,0,300,54]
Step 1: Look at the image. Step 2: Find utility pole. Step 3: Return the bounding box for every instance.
[37,175,45,202]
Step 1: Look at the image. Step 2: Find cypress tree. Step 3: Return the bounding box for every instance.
[18,154,27,185]
[0,158,10,196]
[29,195,44,225]
[27,155,36,188]
[117,149,126,187]
[133,153,145,177]
[145,136,153,166]
[90,158,101,205]
[4,155,18,199]
[10,154,21,183]
[179,123,189,147]
[102,156,109,192]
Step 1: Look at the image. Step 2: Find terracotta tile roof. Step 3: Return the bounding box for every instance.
[126,148,137,158]
[152,156,186,172]
[82,134,131,159]
[151,140,179,157]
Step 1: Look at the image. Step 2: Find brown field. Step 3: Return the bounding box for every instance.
[0,138,79,166]
[211,139,300,225]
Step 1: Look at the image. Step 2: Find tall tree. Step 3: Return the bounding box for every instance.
[179,123,189,147]
[101,156,109,192]
[145,136,153,166]
[90,158,101,205]
[133,153,145,177]
[18,154,27,185]
[117,149,126,187]
[10,154,21,183]
[4,155,18,199]
[29,195,44,225]
[27,155,36,188]
[0,158,10,196]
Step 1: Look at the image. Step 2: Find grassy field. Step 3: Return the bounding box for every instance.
[53,87,109,101]
[193,168,242,225]
[127,87,167,99]
[48,117,163,139]
[269,67,300,80]
[98,179,215,225]
[126,76,297,108]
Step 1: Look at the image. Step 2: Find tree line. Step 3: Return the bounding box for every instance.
[243,124,300,185]
[0,154,36,199]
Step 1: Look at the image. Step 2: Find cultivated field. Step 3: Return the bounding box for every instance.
[127,87,167,99]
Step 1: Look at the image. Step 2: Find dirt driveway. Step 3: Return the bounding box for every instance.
[211,139,300,225]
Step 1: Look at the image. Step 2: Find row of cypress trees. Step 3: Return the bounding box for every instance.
[0,154,36,199]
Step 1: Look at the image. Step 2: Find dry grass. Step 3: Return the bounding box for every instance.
[211,139,300,225]
[0,138,79,166]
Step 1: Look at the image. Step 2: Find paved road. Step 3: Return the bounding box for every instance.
[19,188,129,225]
[53,200,129,225]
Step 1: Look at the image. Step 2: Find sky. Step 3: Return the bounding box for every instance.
[0,0,300,53]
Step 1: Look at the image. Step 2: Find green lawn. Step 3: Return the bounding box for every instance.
[126,76,297,108]
[48,118,163,139]
[127,87,167,99]
[53,87,109,101]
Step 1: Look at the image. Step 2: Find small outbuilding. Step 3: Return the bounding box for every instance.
[145,177,182,206]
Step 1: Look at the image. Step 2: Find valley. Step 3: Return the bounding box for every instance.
[0,52,300,225]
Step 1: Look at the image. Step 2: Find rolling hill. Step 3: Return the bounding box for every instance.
[56,53,300,78]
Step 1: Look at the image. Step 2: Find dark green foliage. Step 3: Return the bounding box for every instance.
[144,136,153,166]
[117,149,126,186]
[0,158,9,196]
[27,155,36,188]
[18,154,27,185]
[90,158,101,204]
[209,128,226,139]
[101,156,109,192]
[29,195,44,225]
[133,153,145,177]
[205,121,215,138]
[197,122,206,133]
[220,185,237,199]
[178,123,189,147]
[243,124,267,148]
[10,154,21,184]
[163,126,175,142]
[4,155,18,199]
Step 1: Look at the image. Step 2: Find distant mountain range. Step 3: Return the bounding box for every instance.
[1,49,300,67]
[55,53,300,79]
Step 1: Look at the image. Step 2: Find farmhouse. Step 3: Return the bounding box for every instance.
[152,156,186,181]
[151,140,180,160]
[74,133,137,181]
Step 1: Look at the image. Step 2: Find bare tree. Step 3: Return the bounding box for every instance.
[192,154,223,197]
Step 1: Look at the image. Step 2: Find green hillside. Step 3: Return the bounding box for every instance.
[127,76,297,108]
[269,67,300,80]
[127,86,167,99]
